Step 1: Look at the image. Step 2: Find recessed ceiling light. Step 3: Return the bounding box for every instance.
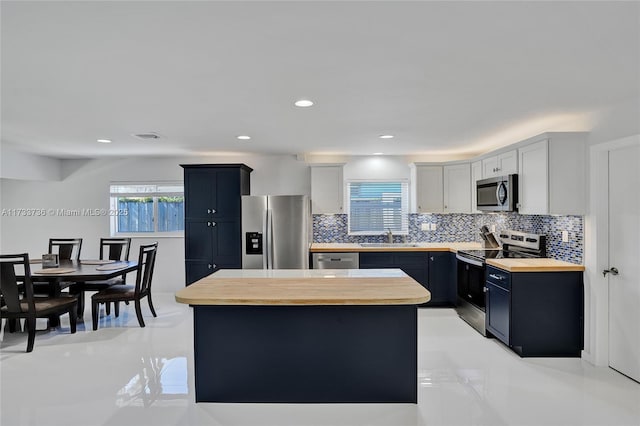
[294,99,314,108]
[372,152,384,155]
[97,139,112,144]
[237,135,251,140]
[379,135,394,139]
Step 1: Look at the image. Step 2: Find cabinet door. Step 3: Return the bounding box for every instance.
[497,150,518,175]
[212,168,242,220]
[427,252,454,305]
[185,220,214,261]
[184,169,215,219]
[186,260,216,285]
[482,156,499,178]
[482,150,517,178]
[518,140,548,215]
[416,166,443,213]
[443,164,471,213]
[486,282,510,345]
[311,166,344,214]
[471,160,482,213]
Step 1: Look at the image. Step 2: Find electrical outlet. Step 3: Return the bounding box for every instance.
[420,223,429,231]
[562,230,569,242]
[430,223,437,231]
[491,225,496,232]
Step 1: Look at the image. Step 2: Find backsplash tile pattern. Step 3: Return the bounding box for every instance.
[313,213,583,264]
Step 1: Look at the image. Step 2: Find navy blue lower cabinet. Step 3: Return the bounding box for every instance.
[485,281,510,345]
[485,265,584,357]
[427,251,456,306]
[192,305,418,403]
[359,252,430,306]
[358,251,456,307]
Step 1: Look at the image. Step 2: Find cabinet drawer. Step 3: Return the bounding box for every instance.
[359,252,394,267]
[393,252,427,264]
[486,266,511,290]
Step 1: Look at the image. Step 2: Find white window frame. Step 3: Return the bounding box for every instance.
[109,182,184,238]
[346,179,410,236]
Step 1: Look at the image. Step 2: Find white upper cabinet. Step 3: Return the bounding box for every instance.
[470,160,482,213]
[482,150,518,178]
[517,133,587,215]
[443,163,471,213]
[310,165,344,214]
[415,165,443,213]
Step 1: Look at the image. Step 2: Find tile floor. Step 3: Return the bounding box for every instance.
[1,293,639,426]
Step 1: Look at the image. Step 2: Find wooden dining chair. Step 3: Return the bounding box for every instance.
[91,242,158,330]
[0,253,77,352]
[33,238,84,296]
[69,237,131,317]
[49,238,83,261]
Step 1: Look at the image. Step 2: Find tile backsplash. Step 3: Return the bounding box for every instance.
[313,213,583,264]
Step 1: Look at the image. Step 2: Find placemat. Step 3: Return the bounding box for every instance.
[81,260,116,265]
[96,263,129,271]
[33,267,76,275]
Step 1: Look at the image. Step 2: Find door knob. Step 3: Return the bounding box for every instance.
[602,267,619,277]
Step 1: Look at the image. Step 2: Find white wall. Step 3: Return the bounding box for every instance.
[0,154,310,292]
[0,142,62,181]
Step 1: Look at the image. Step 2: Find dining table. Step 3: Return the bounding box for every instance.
[28,259,138,327]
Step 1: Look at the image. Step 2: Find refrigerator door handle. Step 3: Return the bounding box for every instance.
[266,208,274,269]
[262,208,268,269]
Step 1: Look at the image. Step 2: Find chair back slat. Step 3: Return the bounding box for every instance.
[135,243,158,296]
[100,238,131,261]
[49,238,83,261]
[0,254,34,312]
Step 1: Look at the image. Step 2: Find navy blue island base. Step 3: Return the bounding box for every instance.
[193,304,418,403]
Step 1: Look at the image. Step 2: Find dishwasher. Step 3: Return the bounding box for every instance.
[312,252,359,269]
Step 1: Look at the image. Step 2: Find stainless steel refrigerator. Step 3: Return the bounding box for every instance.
[241,195,311,269]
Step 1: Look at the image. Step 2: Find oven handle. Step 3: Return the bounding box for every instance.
[456,253,484,267]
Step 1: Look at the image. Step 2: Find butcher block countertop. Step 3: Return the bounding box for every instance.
[310,242,487,253]
[486,258,585,272]
[175,269,431,306]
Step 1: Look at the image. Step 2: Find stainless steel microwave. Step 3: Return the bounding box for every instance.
[476,174,518,212]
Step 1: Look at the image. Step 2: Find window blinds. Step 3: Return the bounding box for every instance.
[347,181,409,235]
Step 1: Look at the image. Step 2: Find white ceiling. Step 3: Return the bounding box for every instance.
[1,1,639,160]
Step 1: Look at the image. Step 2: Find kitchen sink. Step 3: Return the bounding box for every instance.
[359,243,420,248]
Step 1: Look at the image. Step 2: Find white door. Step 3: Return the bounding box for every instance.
[608,144,640,382]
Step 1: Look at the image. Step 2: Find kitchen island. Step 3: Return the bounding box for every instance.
[175,268,430,403]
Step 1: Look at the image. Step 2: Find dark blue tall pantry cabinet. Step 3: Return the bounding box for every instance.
[181,164,252,285]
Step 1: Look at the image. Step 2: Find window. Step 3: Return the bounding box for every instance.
[347,180,409,235]
[110,183,184,236]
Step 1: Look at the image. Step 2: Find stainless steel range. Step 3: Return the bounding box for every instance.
[455,230,546,335]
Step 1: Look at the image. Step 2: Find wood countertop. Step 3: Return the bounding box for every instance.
[486,258,585,272]
[175,269,431,306]
[310,242,487,253]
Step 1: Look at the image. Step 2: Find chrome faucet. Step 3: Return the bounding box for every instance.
[386,228,393,243]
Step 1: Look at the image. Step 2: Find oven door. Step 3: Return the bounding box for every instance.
[456,255,486,310]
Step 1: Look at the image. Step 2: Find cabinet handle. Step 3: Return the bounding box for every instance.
[483,286,488,293]
[489,273,504,281]
[208,263,217,269]
[430,256,434,261]
[207,221,216,227]
[207,208,216,214]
